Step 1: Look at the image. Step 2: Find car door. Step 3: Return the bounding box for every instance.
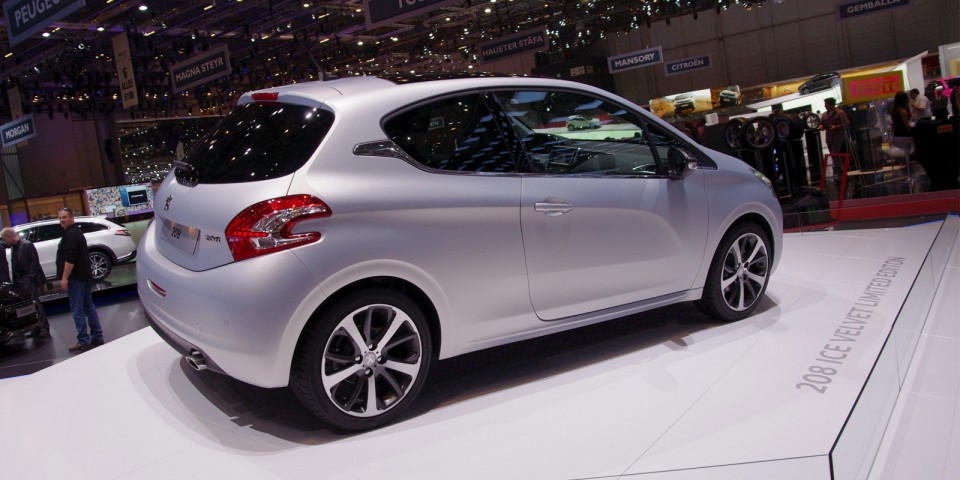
[492,90,710,321]
[28,224,63,278]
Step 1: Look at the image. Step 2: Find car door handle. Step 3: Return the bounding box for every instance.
[534,199,573,216]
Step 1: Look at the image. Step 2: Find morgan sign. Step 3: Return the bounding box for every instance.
[1,114,36,148]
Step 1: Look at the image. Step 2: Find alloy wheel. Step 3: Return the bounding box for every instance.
[321,304,424,418]
[719,232,769,312]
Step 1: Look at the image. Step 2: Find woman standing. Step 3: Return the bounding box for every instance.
[889,91,912,163]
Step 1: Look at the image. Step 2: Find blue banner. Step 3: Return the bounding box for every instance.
[1,114,36,148]
[3,0,86,46]
[664,55,712,76]
[607,47,663,74]
[837,0,910,19]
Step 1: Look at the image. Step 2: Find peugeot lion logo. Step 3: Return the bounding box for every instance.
[164,195,173,211]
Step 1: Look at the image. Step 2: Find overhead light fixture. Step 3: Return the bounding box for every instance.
[97,26,105,31]
[41,32,51,37]
[139,4,148,11]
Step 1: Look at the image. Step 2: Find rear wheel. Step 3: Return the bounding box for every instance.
[698,223,771,322]
[88,251,112,281]
[292,289,432,432]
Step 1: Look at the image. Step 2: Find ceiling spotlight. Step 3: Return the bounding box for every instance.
[41,32,51,37]
[97,26,105,32]
[138,4,148,11]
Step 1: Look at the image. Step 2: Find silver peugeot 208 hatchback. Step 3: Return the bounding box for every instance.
[138,74,782,432]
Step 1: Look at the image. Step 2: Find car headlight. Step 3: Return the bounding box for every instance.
[751,168,775,194]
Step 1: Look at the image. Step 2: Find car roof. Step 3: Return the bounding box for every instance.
[237,73,614,108]
[14,216,110,228]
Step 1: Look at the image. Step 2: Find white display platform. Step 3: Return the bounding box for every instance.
[0,220,955,480]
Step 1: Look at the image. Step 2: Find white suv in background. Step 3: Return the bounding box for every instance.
[13,216,137,281]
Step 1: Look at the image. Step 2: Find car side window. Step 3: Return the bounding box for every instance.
[383,94,517,173]
[78,222,108,234]
[35,224,63,242]
[490,90,667,176]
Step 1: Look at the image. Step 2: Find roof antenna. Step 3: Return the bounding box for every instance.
[294,33,323,78]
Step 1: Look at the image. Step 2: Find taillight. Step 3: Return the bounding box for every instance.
[225,195,331,262]
[115,229,132,236]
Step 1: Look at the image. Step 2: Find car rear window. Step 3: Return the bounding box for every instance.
[175,102,334,184]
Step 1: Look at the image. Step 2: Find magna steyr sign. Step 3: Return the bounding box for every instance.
[170,45,231,94]
[1,114,36,148]
[3,0,86,47]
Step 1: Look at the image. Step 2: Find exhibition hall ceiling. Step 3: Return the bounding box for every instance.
[0,0,776,118]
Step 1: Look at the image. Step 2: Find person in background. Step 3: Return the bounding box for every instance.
[909,88,932,122]
[820,97,851,183]
[56,207,104,352]
[889,91,913,164]
[0,228,48,337]
[950,86,960,118]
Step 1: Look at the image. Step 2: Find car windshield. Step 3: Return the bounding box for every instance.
[176,102,334,184]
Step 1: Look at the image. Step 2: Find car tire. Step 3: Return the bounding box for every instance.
[772,113,804,141]
[88,250,112,281]
[723,118,746,150]
[802,112,821,130]
[291,288,433,432]
[697,222,771,322]
[741,117,776,150]
[567,125,575,131]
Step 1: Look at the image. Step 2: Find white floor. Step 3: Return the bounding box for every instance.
[0,221,956,480]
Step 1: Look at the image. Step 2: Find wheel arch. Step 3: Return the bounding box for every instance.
[87,245,117,263]
[294,276,442,365]
[730,212,777,264]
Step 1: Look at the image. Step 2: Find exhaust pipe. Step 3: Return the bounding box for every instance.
[185,351,208,371]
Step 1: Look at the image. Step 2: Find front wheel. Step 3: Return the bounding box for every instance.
[291,289,433,432]
[698,223,771,322]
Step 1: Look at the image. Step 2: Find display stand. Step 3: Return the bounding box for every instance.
[0,220,956,480]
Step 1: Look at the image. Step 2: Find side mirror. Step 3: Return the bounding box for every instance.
[667,147,697,180]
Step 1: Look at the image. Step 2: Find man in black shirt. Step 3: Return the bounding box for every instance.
[0,227,49,336]
[56,208,104,352]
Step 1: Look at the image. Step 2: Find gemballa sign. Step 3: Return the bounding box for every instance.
[837,0,911,19]
[3,0,85,46]
[170,44,231,94]
[1,114,37,148]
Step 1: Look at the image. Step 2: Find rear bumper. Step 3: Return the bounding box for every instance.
[137,222,327,388]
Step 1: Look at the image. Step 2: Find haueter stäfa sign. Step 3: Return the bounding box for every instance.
[170,44,231,93]
[364,0,457,29]
[1,114,37,148]
[479,28,547,63]
[3,0,86,46]
[665,55,712,76]
[837,0,911,20]
[607,46,663,74]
